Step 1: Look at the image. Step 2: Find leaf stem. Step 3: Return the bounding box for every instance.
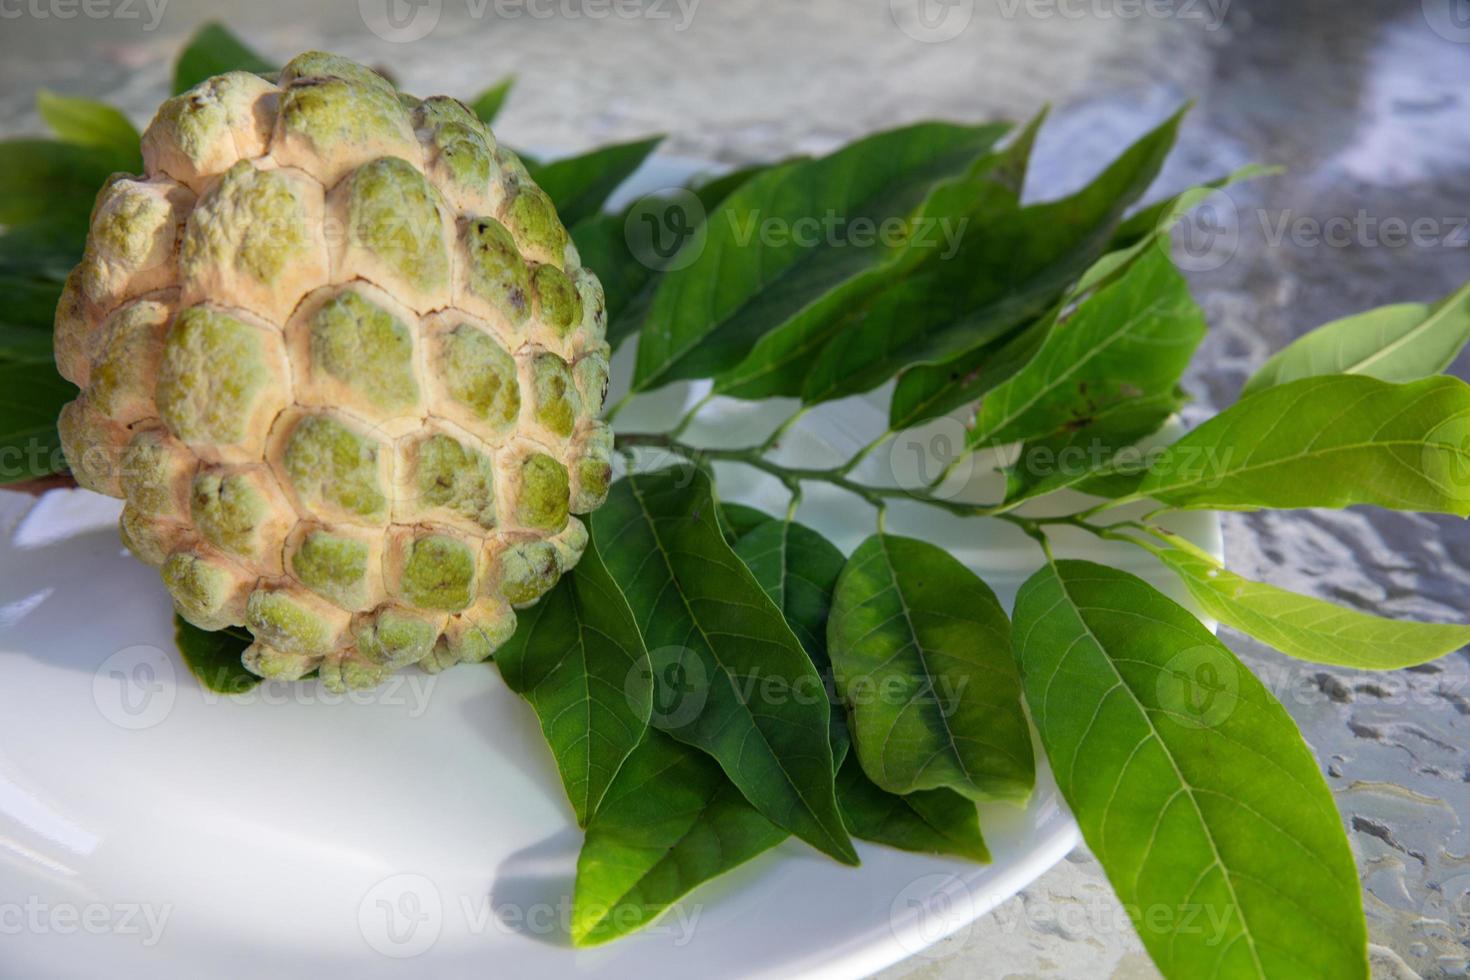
[612,431,1166,553]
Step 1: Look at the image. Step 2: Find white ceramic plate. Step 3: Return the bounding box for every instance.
[0,157,1221,979]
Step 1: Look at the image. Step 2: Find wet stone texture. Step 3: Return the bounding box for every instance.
[4,0,1468,975]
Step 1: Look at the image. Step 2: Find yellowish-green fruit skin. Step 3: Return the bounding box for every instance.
[56,50,610,690]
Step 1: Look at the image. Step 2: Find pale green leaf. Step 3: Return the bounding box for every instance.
[1141,534,1470,670]
[1013,559,1367,979]
[1243,281,1470,395]
[1138,374,1470,515]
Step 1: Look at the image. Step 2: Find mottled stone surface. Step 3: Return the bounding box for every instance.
[4,0,1469,975]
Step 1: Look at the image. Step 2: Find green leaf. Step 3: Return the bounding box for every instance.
[0,324,58,363]
[35,91,141,167]
[713,116,1040,402]
[0,276,65,330]
[572,163,772,352]
[632,121,1012,391]
[828,533,1033,802]
[0,361,73,484]
[1138,374,1470,515]
[571,730,787,946]
[734,520,850,765]
[174,617,259,694]
[172,22,275,95]
[496,535,652,826]
[0,219,90,280]
[717,501,775,544]
[469,76,514,125]
[1137,533,1470,670]
[527,136,664,228]
[1003,388,1186,506]
[1243,281,1470,396]
[807,108,1187,408]
[971,244,1204,454]
[0,139,132,227]
[590,467,857,865]
[835,754,989,862]
[1012,559,1367,979]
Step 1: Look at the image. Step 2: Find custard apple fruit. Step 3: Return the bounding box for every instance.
[54,52,613,691]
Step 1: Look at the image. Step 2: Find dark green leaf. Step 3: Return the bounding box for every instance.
[1138,374,1470,515]
[0,361,73,484]
[527,136,664,227]
[590,467,857,864]
[734,519,849,765]
[828,533,1033,801]
[971,245,1203,451]
[0,219,89,280]
[572,730,786,946]
[1003,388,1185,505]
[496,535,652,826]
[0,276,65,330]
[469,76,515,125]
[717,501,775,544]
[172,22,275,95]
[713,117,1040,401]
[174,617,259,694]
[1138,532,1470,670]
[806,109,1187,407]
[1012,559,1367,979]
[0,139,131,227]
[835,754,989,862]
[633,122,1012,391]
[0,324,57,363]
[36,91,142,168]
[1243,281,1470,395]
[572,163,771,352]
